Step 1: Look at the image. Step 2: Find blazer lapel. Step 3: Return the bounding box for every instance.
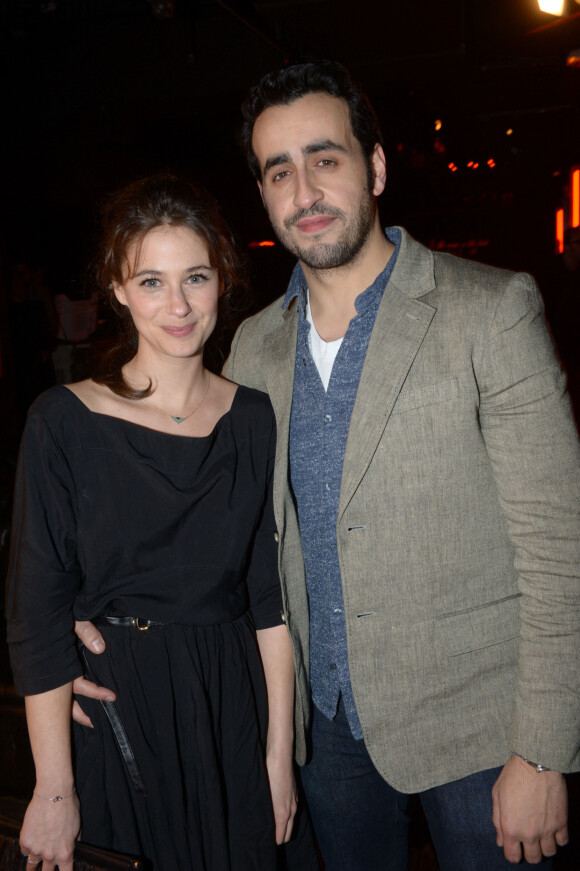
[339,231,437,518]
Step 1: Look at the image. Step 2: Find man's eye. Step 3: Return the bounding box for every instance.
[317,159,335,167]
[272,170,290,182]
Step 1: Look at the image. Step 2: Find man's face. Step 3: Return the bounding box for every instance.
[252,93,385,270]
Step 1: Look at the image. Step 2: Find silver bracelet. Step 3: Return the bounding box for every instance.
[33,787,76,802]
[513,754,551,772]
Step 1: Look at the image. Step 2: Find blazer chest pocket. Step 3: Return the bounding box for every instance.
[392,378,459,415]
[435,594,521,656]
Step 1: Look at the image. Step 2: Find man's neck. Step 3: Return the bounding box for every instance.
[304,222,395,343]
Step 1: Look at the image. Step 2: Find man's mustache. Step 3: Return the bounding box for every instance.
[284,203,345,230]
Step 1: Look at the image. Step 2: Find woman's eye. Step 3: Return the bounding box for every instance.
[187,274,206,284]
[140,277,160,288]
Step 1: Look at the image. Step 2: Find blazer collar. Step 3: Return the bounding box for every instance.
[388,226,437,299]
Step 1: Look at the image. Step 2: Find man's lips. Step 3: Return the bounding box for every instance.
[294,215,336,234]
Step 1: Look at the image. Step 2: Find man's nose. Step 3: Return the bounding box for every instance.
[293,169,323,211]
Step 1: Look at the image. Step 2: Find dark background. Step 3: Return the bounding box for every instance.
[2,0,580,299]
[1,2,579,866]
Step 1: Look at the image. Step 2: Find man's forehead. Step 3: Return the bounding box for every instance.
[252,93,353,164]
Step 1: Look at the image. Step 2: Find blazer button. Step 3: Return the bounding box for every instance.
[273,532,280,543]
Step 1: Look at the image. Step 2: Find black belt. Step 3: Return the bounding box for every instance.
[94,615,166,631]
[80,619,161,795]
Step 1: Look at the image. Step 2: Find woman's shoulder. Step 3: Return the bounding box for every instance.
[230,383,274,418]
[223,384,275,442]
[27,384,83,421]
[24,384,94,449]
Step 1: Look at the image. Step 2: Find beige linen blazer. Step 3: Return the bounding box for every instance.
[223,228,580,792]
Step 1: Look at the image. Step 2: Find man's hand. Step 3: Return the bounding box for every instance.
[492,754,568,864]
[72,621,115,728]
[75,620,106,655]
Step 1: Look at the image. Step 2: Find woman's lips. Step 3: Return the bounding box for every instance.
[162,324,196,337]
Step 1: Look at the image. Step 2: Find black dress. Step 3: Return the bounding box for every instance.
[6,385,287,870]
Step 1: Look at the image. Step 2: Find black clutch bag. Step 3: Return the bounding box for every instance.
[0,805,145,871]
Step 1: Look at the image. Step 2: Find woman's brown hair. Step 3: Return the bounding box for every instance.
[93,174,248,398]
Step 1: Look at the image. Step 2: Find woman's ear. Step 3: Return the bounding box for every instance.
[112,281,127,307]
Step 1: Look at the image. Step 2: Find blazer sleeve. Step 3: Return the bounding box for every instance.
[474,271,580,771]
[6,403,84,696]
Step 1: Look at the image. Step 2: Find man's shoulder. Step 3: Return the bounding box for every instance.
[432,248,517,286]
[237,293,288,337]
[223,293,291,385]
[391,227,526,304]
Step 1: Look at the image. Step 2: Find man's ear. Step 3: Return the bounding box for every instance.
[371,144,387,197]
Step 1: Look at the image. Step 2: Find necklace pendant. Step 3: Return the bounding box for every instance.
[171,415,186,424]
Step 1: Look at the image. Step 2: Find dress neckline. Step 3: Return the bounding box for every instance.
[59,383,241,441]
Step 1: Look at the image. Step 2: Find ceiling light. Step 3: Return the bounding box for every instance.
[538,1,565,14]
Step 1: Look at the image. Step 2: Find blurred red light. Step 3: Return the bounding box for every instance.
[572,169,580,227]
[556,209,564,254]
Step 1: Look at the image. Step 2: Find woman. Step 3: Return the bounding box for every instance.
[6,175,298,870]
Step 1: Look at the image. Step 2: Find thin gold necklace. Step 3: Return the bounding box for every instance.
[141,371,211,424]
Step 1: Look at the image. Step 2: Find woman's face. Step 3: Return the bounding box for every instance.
[113,224,220,364]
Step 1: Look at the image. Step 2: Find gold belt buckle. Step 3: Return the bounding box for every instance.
[132,617,151,631]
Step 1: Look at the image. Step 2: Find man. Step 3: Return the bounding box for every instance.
[76,61,579,870]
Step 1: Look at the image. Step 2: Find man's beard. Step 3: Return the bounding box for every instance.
[270,187,376,271]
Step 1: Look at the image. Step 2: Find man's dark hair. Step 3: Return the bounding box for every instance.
[240,59,383,182]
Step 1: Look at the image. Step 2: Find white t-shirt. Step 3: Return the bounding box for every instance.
[306,295,344,391]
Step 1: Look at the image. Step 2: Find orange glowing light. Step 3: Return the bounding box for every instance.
[473,163,480,169]
[248,240,276,248]
[572,168,580,227]
[538,1,565,14]
[506,129,513,136]
[467,161,474,168]
[556,209,564,254]
[434,119,442,132]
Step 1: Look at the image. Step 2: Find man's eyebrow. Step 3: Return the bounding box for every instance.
[263,152,291,175]
[262,140,348,176]
[303,139,347,156]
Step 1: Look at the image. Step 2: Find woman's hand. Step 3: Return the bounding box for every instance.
[23,685,79,869]
[266,749,298,844]
[256,623,298,845]
[20,792,81,871]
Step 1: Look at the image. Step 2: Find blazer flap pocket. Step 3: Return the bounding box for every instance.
[436,594,521,656]
[393,378,459,414]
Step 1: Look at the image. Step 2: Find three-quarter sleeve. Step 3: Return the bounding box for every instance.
[6,399,83,695]
[246,410,284,631]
